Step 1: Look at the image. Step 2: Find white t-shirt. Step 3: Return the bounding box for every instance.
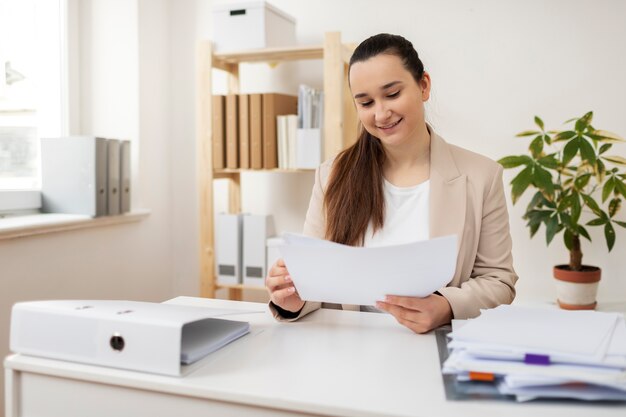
[364,179,430,247]
[361,179,430,312]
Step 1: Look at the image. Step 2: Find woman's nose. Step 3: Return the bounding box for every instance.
[374,104,391,123]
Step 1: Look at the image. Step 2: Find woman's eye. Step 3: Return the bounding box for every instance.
[387,91,400,98]
[359,101,373,107]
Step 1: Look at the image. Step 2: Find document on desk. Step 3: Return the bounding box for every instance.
[278,233,457,306]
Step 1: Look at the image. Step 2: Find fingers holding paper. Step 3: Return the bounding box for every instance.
[376,293,453,334]
[265,258,305,313]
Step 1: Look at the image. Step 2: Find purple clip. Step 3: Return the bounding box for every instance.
[524,353,550,365]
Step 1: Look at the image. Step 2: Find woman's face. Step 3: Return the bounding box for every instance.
[349,53,430,148]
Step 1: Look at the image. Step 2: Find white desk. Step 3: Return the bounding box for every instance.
[5,296,626,417]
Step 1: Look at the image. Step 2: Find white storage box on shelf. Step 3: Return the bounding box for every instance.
[211,1,296,52]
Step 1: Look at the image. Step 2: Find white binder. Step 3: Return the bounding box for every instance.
[107,139,121,215]
[10,300,250,376]
[216,213,243,285]
[120,140,131,213]
[41,136,108,217]
[243,214,275,286]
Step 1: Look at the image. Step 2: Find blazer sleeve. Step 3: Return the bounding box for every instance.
[269,163,327,321]
[438,165,518,319]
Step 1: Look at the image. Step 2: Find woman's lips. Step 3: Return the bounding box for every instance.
[377,118,403,130]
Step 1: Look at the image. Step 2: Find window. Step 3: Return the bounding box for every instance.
[0,0,66,211]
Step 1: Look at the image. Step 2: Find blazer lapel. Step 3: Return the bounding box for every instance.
[429,131,467,259]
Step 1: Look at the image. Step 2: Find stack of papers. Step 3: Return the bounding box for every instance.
[442,305,626,402]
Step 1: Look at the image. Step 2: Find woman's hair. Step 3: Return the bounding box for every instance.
[324,33,425,246]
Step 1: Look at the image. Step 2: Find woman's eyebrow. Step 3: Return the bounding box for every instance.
[353,81,403,99]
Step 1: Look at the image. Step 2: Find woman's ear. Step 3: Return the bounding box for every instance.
[420,72,431,101]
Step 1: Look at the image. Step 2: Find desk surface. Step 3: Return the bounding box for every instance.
[5,297,626,417]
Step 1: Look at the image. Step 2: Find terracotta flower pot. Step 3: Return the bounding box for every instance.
[553,265,601,310]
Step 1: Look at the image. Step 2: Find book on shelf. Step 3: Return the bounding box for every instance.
[249,94,263,169]
[277,115,288,169]
[238,94,250,169]
[277,114,299,169]
[212,95,226,169]
[225,94,239,169]
[262,93,298,169]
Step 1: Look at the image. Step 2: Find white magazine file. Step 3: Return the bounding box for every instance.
[10,300,250,377]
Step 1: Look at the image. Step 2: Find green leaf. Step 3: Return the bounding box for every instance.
[529,222,540,237]
[516,130,540,137]
[553,130,577,142]
[602,177,616,202]
[614,220,626,229]
[498,155,532,169]
[533,165,554,196]
[534,116,545,131]
[587,218,607,226]
[581,111,593,125]
[603,155,626,166]
[575,118,587,133]
[599,143,612,155]
[543,134,552,145]
[615,178,626,199]
[510,166,534,204]
[546,215,561,245]
[559,212,577,233]
[537,154,558,169]
[605,222,616,251]
[609,198,621,218]
[563,228,574,251]
[578,225,591,241]
[579,138,597,165]
[526,191,545,211]
[574,173,591,190]
[562,138,580,166]
[525,209,551,238]
[592,130,625,143]
[529,136,544,157]
[571,192,582,223]
[596,158,606,182]
[581,193,602,216]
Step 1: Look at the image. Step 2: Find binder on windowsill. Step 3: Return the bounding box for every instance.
[10,300,250,377]
[40,136,108,217]
[107,139,121,215]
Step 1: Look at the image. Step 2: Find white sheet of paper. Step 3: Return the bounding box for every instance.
[278,233,458,306]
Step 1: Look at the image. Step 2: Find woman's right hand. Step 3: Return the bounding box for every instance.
[266,258,305,313]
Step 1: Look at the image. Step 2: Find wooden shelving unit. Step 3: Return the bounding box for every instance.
[196,32,357,300]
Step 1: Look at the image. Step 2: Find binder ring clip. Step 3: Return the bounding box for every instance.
[110,333,125,352]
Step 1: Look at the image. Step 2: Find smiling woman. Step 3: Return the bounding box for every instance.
[265,33,519,334]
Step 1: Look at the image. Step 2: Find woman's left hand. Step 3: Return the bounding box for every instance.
[376,294,453,334]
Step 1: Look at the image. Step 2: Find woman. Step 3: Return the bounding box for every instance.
[265,33,518,333]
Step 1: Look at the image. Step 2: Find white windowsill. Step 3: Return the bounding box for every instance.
[0,209,150,240]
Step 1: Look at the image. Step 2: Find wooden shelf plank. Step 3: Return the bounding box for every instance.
[214,168,314,176]
[214,45,323,65]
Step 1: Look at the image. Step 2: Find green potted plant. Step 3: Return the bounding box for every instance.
[499,112,626,309]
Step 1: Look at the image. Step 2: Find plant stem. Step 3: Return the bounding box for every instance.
[570,234,582,271]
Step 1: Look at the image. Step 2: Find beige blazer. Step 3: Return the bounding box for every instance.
[270,129,518,321]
